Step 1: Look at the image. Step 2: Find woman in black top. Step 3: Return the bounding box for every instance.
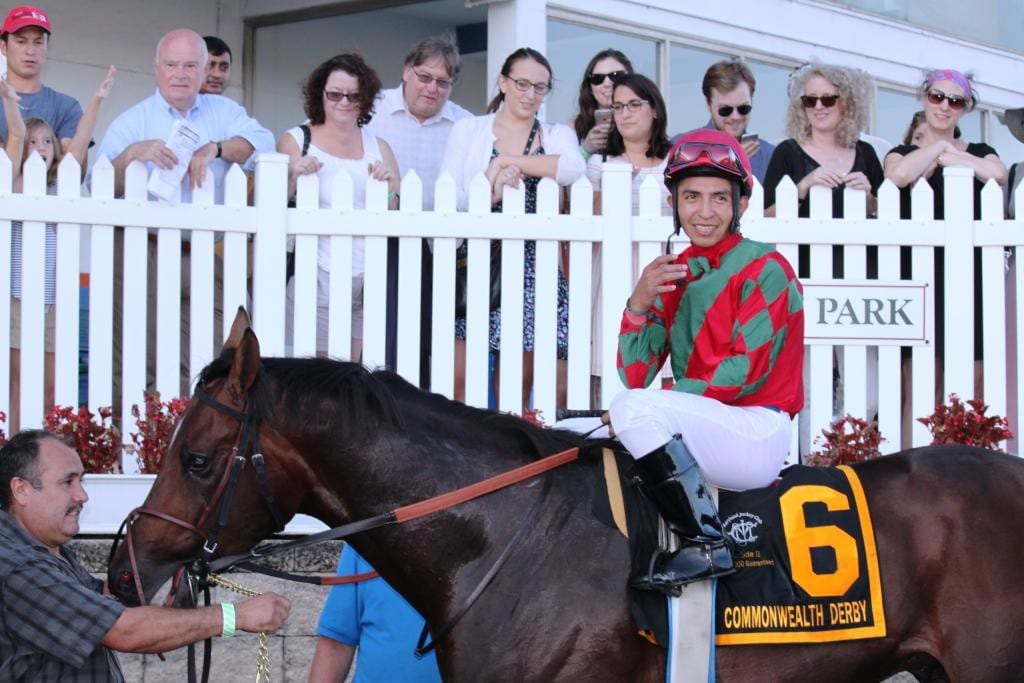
[764,63,883,219]
[884,69,1005,220]
[884,69,1006,373]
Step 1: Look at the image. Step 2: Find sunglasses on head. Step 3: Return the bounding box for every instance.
[717,104,752,117]
[926,90,967,111]
[800,94,840,109]
[587,70,626,86]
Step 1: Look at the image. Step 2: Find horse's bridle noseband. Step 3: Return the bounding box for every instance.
[110,385,286,609]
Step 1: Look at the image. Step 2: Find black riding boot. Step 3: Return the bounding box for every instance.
[631,437,734,595]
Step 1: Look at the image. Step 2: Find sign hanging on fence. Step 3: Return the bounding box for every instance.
[802,280,932,346]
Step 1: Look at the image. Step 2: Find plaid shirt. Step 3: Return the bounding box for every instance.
[0,510,126,682]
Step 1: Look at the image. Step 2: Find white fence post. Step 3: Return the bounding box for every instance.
[19,154,48,428]
[54,156,82,409]
[88,158,115,424]
[253,153,289,356]
[942,166,976,399]
[599,162,633,408]
[120,161,150,471]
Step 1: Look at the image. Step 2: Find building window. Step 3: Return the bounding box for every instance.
[667,44,731,138]
[832,0,1024,53]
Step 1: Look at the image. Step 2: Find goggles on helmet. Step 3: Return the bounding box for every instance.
[666,142,749,192]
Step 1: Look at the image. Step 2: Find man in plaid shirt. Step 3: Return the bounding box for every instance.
[0,430,292,680]
[607,129,804,595]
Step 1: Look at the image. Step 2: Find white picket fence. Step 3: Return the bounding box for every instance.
[1,151,1022,531]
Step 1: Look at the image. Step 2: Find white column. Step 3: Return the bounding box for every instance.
[487,0,548,101]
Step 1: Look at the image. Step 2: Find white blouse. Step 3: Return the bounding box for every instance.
[439,113,586,211]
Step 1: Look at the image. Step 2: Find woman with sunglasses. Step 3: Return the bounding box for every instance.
[884,70,1005,219]
[763,63,883,220]
[572,49,634,158]
[278,53,401,360]
[441,47,585,409]
[885,70,1006,402]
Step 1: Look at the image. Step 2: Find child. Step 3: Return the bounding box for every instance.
[6,66,116,430]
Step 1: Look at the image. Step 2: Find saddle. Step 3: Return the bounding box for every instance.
[591,452,886,647]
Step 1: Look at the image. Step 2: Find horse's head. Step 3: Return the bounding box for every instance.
[108,309,307,606]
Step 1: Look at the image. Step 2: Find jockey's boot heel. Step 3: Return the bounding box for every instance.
[630,437,735,595]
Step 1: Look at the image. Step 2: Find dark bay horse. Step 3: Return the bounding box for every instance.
[108,315,1024,682]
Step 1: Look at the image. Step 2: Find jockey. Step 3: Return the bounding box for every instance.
[608,128,804,595]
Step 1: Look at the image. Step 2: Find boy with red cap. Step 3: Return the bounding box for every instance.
[608,128,804,594]
[0,5,86,165]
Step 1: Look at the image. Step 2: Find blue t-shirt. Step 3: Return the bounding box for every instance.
[317,546,441,683]
[0,85,82,143]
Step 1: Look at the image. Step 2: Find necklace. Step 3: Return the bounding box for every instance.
[623,149,655,172]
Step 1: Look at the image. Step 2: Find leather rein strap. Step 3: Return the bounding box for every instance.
[110,381,582,671]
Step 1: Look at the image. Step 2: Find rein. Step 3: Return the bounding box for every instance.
[112,382,582,675]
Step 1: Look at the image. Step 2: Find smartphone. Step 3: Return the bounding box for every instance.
[740,133,759,144]
[595,108,614,125]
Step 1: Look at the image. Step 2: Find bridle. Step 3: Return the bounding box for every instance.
[109,385,285,610]
[110,379,583,677]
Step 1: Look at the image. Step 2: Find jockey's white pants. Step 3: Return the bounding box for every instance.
[609,389,793,491]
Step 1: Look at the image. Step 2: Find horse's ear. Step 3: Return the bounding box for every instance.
[228,327,261,398]
[223,307,252,351]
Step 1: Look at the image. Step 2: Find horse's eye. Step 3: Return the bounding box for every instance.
[184,450,212,475]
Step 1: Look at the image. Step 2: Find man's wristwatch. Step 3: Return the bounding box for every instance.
[215,141,223,159]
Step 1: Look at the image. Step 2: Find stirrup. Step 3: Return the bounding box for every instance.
[631,543,735,596]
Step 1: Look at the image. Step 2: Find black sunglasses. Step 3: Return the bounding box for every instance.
[926,90,967,111]
[587,70,626,86]
[800,94,840,109]
[717,104,752,117]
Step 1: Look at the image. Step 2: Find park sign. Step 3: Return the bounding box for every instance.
[802,280,932,346]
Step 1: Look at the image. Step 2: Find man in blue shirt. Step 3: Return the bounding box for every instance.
[701,59,775,185]
[96,28,273,202]
[310,545,441,683]
[96,28,274,398]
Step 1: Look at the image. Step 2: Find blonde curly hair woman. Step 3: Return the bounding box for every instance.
[764,62,883,218]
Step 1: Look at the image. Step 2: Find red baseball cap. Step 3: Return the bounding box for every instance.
[2,6,52,36]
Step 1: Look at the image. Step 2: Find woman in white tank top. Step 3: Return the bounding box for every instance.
[278,54,400,360]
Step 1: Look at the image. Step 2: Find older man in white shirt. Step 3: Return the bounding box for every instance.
[96,28,273,401]
[365,35,472,384]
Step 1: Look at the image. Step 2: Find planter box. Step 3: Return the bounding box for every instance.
[79,474,327,535]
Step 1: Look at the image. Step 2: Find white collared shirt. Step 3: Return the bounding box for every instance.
[364,85,473,211]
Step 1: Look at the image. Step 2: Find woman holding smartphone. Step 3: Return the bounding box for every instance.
[572,49,634,158]
[585,74,672,402]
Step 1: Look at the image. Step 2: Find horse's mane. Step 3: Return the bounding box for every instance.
[199,352,589,460]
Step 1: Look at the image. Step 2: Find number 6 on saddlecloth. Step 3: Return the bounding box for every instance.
[779,486,859,597]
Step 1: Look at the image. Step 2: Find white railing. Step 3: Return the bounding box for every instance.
[1,152,1022,532]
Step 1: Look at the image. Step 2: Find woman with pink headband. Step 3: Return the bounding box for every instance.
[884,68,1006,402]
[884,68,1005,219]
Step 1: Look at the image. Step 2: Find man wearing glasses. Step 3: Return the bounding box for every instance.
[700,59,774,185]
[365,35,472,382]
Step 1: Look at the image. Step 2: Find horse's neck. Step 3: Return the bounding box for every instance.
[308,434,578,627]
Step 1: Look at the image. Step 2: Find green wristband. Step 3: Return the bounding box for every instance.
[579,144,591,161]
[221,603,236,638]
[625,299,649,316]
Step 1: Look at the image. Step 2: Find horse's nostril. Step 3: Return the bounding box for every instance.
[118,570,134,585]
